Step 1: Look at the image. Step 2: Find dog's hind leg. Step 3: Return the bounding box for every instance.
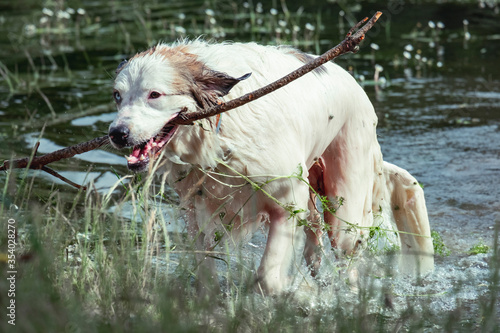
[303,159,326,277]
[303,200,324,277]
[321,122,378,256]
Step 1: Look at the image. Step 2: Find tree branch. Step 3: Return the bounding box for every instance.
[0,11,382,189]
[41,166,87,190]
[1,135,109,171]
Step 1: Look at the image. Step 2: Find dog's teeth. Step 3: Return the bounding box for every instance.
[152,142,157,147]
[125,155,132,162]
[139,154,145,161]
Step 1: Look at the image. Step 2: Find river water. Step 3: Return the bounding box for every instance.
[1,0,499,328]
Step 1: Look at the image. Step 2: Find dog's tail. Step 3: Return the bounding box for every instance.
[374,161,435,275]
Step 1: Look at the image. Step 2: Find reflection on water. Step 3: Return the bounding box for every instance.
[1,0,499,324]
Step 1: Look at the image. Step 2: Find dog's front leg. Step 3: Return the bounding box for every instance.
[185,199,220,297]
[256,207,297,294]
[256,184,308,294]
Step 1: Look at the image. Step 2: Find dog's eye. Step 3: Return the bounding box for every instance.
[149,91,161,99]
[113,91,121,103]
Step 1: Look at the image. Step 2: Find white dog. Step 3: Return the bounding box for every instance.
[108,40,434,294]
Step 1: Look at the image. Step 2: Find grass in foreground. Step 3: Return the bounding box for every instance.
[0,168,499,332]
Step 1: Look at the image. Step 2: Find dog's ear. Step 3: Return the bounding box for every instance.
[200,71,252,97]
[192,71,251,108]
[116,59,128,75]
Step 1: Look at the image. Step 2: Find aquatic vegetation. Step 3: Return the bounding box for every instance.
[431,230,451,257]
[468,240,490,255]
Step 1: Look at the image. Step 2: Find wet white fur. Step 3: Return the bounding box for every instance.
[110,40,434,294]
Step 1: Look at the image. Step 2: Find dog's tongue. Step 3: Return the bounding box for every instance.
[125,124,178,167]
[127,138,154,164]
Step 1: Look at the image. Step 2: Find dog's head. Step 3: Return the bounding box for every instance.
[108,43,249,172]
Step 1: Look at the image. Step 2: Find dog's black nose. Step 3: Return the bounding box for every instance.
[109,125,130,148]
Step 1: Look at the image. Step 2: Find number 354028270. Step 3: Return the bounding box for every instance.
[7,219,16,264]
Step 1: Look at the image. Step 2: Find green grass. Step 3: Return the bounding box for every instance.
[1,167,499,332]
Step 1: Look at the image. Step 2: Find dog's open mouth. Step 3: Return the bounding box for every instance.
[125,123,178,172]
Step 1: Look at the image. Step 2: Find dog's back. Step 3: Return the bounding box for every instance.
[168,41,377,175]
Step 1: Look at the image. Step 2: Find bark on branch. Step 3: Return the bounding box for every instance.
[1,135,110,190]
[1,135,110,171]
[0,12,382,189]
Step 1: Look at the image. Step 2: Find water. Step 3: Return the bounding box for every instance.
[376,77,500,251]
[1,0,499,325]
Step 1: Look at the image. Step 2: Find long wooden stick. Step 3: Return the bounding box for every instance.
[1,135,109,171]
[0,12,382,188]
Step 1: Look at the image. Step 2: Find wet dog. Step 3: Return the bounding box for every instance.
[108,40,434,294]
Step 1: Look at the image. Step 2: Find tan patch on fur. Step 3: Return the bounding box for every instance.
[125,44,206,97]
[122,43,242,114]
[160,46,205,94]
